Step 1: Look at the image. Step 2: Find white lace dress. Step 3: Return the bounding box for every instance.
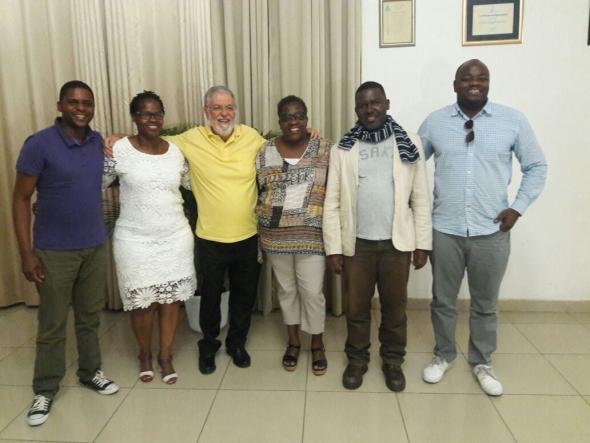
[103,137,196,311]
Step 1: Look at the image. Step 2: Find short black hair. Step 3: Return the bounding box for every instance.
[277,95,307,117]
[59,80,94,101]
[355,81,385,96]
[129,90,165,115]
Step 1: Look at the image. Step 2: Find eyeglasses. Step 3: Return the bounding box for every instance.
[279,112,307,122]
[206,105,236,113]
[464,119,474,143]
[135,111,164,121]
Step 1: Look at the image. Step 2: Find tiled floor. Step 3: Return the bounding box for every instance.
[1,304,590,442]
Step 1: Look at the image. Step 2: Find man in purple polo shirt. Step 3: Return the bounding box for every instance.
[13,81,119,427]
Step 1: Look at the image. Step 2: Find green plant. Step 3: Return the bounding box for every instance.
[261,129,280,140]
[161,124,196,136]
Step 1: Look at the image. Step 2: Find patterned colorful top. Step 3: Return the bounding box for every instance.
[256,138,331,255]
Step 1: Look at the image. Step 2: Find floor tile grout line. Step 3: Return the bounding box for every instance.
[542,352,590,356]
[513,321,590,354]
[0,397,30,438]
[97,313,125,340]
[511,322,547,355]
[485,393,518,442]
[540,352,589,400]
[301,349,310,443]
[0,388,109,443]
[91,378,138,442]
[195,353,232,443]
[4,306,590,441]
[398,392,582,397]
[0,321,35,436]
[0,346,23,363]
[394,392,411,442]
[564,311,581,323]
[0,437,87,443]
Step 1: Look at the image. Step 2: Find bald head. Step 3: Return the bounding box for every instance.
[455,59,489,81]
[453,59,490,118]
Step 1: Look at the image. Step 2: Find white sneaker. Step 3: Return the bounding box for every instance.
[473,364,503,396]
[26,394,52,426]
[422,355,450,383]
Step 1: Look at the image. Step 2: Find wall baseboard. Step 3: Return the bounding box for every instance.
[373,298,590,313]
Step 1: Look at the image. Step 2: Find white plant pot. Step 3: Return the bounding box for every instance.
[185,291,229,333]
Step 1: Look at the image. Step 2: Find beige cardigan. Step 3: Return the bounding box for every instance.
[322,133,432,256]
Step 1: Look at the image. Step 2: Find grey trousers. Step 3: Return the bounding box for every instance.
[430,229,510,366]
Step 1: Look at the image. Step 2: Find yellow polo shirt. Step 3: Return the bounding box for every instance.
[166,124,265,243]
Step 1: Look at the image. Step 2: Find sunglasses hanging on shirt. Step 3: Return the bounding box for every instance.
[464,119,474,144]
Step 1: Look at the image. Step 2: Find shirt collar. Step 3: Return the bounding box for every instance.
[451,101,493,119]
[205,123,242,144]
[54,117,100,148]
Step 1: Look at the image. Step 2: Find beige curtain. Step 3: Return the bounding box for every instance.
[99,0,214,308]
[0,0,359,313]
[0,0,77,308]
[210,0,361,141]
[0,0,213,308]
[210,0,362,315]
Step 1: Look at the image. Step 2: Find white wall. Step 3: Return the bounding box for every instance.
[362,0,590,301]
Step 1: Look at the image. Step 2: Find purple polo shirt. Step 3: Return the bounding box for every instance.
[16,118,107,250]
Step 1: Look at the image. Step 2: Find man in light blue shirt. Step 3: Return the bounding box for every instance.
[418,59,547,396]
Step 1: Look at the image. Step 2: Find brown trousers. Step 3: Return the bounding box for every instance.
[343,238,410,367]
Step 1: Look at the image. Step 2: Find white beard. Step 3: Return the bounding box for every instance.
[208,120,236,139]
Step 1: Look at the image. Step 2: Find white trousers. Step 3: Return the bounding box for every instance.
[267,253,326,334]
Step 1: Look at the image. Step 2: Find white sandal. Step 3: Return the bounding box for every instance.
[138,355,154,383]
[158,356,178,384]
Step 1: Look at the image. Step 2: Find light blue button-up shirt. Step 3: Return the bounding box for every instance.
[419,102,547,237]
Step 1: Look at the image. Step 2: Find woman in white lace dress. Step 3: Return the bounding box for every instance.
[103,91,196,384]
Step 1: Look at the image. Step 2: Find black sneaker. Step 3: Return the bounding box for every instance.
[26,394,52,426]
[80,370,120,395]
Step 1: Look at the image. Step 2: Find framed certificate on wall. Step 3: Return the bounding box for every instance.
[463,0,523,45]
[379,0,415,47]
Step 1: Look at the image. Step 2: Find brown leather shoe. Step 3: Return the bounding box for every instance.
[382,364,406,392]
[342,364,368,390]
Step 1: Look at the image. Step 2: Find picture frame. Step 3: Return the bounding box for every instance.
[379,0,415,47]
[463,0,523,46]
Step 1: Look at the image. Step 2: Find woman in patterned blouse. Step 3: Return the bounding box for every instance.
[256,96,330,375]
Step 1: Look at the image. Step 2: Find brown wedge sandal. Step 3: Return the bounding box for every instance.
[282,344,301,372]
[311,347,327,376]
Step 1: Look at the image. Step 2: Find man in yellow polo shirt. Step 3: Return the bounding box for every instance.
[167,86,265,374]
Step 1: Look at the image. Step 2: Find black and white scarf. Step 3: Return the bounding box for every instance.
[338,115,419,163]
